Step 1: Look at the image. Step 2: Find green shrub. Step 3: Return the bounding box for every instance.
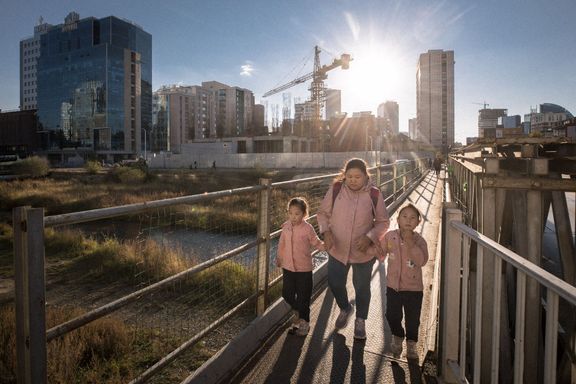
[10,156,50,177]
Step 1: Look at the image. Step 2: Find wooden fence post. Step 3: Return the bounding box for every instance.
[14,206,46,384]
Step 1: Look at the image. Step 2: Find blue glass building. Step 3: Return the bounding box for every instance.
[36,12,151,160]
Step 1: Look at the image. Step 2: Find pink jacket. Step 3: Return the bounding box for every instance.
[276,220,324,272]
[377,229,429,291]
[317,181,390,265]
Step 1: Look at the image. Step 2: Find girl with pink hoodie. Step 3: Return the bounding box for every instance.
[376,203,429,360]
[276,197,325,336]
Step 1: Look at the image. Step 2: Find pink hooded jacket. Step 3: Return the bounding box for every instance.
[276,220,324,272]
[317,181,390,265]
[376,229,429,291]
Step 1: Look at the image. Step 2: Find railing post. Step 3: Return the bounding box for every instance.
[14,206,47,384]
[393,162,398,198]
[256,179,271,315]
[439,204,462,383]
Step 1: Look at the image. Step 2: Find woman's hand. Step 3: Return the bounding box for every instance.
[354,235,372,252]
[323,230,334,250]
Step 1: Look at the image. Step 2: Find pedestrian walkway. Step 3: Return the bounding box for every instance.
[231,171,444,383]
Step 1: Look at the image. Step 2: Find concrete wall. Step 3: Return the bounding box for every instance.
[148,150,429,169]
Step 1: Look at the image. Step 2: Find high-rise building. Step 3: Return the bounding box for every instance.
[416,50,454,152]
[377,101,399,134]
[325,89,341,119]
[408,118,417,140]
[152,82,255,152]
[478,108,507,138]
[153,85,211,153]
[202,81,254,138]
[20,17,52,111]
[29,12,152,160]
[528,103,573,136]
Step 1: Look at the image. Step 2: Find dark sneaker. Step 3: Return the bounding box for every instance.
[335,304,353,329]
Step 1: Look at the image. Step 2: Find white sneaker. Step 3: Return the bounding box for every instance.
[406,340,418,360]
[295,319,309,336]
[391,335,403,357]
[291,310,299,328]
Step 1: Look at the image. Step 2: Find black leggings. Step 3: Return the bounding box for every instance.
[385,287,423,342]
[282,269,313,322]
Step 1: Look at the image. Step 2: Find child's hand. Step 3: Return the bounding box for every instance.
[354,235,372,252]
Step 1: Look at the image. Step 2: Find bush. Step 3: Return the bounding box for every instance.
[110,167,146,184]
[85,160,102,174]
[10,156,50,177]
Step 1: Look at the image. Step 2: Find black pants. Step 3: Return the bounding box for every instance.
[385,287,423,342]
[282,269,313,322]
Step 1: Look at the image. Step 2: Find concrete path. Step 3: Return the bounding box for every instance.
[231,171,444,384]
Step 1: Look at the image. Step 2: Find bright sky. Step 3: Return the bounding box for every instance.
[1,0,575,143]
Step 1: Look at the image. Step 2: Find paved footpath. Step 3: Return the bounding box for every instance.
[232,172,444,384]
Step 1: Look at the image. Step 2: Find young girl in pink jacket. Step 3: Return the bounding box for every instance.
[317,158,390,339]
[276,197,325,336]
[376,203,429,360]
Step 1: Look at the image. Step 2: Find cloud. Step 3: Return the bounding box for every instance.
[240,61,254,77]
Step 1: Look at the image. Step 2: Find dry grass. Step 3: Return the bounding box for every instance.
[0,304,207,383]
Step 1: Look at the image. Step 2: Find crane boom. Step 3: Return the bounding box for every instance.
[262,72,313,97]
[262,47,351,98]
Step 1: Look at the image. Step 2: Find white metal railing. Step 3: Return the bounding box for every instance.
[440,212,576,384]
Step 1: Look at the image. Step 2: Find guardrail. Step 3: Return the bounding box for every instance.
[440,211,576,383]
[11,159,427,383]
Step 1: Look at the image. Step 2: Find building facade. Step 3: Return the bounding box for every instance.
[152,82,255,153]
[377,101,399,134]
[30,12,151,161]
[416,50,454,152]
[20,18,52,111]
[528,103,574,136]
[478,108,507,138]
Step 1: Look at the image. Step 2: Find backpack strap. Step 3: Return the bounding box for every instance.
[331,181,343,209]
[331,181,381,217]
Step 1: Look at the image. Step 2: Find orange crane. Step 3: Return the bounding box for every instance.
[263,46,351,133]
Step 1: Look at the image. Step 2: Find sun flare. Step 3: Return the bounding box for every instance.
[334,43,412,112]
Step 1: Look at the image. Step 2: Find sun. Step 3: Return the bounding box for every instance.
[331,43,412,112]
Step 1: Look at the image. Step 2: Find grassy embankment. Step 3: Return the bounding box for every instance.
[0,165,295,383]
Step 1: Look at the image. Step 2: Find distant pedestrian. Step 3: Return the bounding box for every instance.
[317,158,390,339]
[374,203,429,360]
[433,157,442,176]
[194,161,198,169]
[276,197,326,336]
[212,160,216,168]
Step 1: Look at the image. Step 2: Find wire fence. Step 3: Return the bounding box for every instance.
[8,159,426,384]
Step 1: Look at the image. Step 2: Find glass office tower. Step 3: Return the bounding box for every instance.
[36,12,151,159]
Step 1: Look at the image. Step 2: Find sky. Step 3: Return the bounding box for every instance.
[0,0,575,143]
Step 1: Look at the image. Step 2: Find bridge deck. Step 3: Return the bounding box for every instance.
[231,172,444,384]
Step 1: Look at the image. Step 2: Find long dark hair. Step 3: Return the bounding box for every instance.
[335,158,369,183]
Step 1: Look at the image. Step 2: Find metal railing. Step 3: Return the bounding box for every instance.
[11,159,427,383]
[440,211,576,383]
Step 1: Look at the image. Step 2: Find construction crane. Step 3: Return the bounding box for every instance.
[262,46,351,134]
[472,101,490,109]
